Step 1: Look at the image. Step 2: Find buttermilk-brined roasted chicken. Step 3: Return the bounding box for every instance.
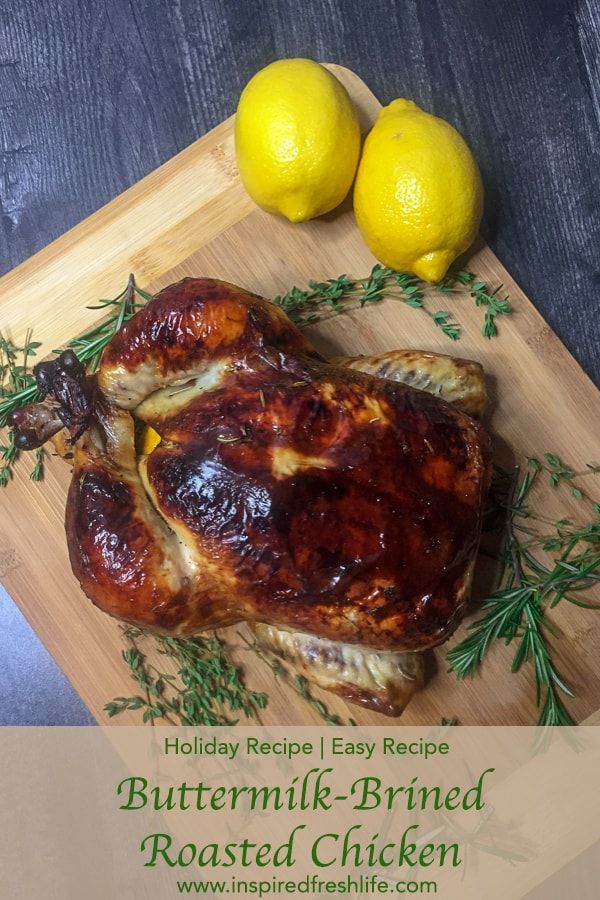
[10,278,491,716]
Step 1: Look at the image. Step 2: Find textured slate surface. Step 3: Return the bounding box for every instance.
[0,587,95,724]
[2,0,599,381]
[0,0,598,724]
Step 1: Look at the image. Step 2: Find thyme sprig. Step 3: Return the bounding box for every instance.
[539,452,600,499]
[448,456,600,725]
[105,626,268,725]
[274,265,510,339]
[0,331,43,484]
[439,271,511,338]
[107,623,360,726]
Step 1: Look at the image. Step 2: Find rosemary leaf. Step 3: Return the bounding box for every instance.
[448,455,600,725]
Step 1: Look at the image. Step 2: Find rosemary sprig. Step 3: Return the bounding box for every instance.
[448,457,600,725]
[59,273,149,373]
[105,626,268,725]
[0,275,147,430]
[0,275,149,484]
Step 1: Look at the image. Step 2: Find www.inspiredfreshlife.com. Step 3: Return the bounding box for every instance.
[174,874,437,895]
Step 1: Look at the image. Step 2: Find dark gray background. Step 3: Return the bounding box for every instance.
[0,0,598,724]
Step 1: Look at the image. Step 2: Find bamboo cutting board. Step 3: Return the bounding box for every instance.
[0,66,599,726]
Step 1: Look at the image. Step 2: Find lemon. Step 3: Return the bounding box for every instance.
[140,425,161,455]
[235,59,360,222]
[354,99,483,282]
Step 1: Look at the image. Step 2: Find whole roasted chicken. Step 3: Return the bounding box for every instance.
[10,278,491,716]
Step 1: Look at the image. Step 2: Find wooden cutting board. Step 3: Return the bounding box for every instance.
[1,65,599,726]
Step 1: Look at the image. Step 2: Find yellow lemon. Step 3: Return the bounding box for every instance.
[235,59,360,222]
[354,99,483,282]
[140,425,161,455]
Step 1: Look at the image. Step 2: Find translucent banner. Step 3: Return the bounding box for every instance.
[0,726,598,898]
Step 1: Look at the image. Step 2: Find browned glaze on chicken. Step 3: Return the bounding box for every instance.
[12,277,492,715]
[251,623,424,716]
[335,350,487,418]
[63,278,491,651]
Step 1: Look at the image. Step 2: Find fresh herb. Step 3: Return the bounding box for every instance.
[0,331,43,484]
[431,310,461,341]
[273,264,511,337]
[105,626,268,725]
[437,270,511,338]
[0,265,512,485]
[30,447,45,482]
[67,273,150,373]
[448,457,600,725]
[0,275,146,430]
[107,624,358,727]
[543,452,576,488]
[0,432,17,487]
[538,453,600,500]
[293,674,346,725]
[0,275,149,484]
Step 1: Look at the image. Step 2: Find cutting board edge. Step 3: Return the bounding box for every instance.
[1,64,599,727]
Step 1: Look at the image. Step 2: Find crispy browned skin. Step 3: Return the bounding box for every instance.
[65,277,491,654]
[251,623,424,716]
[335,350,487,418]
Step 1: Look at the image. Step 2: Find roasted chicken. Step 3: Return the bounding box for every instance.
[10,278,491,716]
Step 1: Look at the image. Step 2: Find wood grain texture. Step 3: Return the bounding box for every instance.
[0,0,599,383]
[0,66,598,727]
